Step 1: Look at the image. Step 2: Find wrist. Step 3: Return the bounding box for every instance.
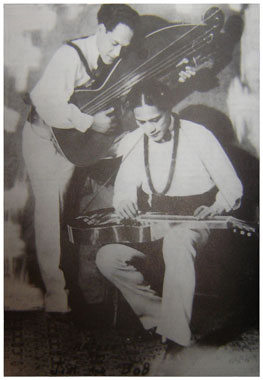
[212,200,226,214]
[76,115,94,133]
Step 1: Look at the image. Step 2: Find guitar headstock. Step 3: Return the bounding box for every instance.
[227,216,258,237]
[203,7,225,32]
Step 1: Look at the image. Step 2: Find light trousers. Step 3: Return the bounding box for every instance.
[22,121,75,312]
[96,226,209,346]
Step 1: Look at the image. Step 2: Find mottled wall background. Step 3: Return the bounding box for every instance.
[4,4,259,309]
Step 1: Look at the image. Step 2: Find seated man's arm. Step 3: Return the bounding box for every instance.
[193,127,243,218]
[113,141,143,219]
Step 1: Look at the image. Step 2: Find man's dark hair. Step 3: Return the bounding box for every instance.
[127,79,175,112]
[97,4,140,33]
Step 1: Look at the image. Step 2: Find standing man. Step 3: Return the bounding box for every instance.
[22,4,141,314]
[96,79,243,347]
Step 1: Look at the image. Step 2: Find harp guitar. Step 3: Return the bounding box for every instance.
[51,8,225,166]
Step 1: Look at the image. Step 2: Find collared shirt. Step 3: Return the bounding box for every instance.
[114,118,243,212]
[30,35,100,132]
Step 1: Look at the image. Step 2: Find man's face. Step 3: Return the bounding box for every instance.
[134,103,171,142]
[97,23,134,65]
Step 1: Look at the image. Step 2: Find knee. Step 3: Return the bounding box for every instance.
[164,227,194,247]
[96,244,121,279]
[163,227,197,264]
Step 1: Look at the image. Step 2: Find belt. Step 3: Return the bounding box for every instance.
[27,107,52,140]
[27,107,64,158]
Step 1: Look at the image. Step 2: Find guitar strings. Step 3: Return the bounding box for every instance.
[82,31,214,115]
[80,7,220,111]
[80,23,216,114]
[80,28,209,112]
[78,9,221,113]
[83,37,208,115]
[84,34,211,114]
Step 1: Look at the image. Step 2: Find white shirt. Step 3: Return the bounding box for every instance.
[30,35,100,132]
[114,118,243,212]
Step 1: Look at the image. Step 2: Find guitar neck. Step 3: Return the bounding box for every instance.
[138,214,229,228]
[76,21,219,116]
[137,214,256,234]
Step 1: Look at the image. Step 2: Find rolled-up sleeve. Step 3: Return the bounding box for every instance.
[30,45,94,132]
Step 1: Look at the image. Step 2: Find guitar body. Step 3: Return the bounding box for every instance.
[52,8,224,166]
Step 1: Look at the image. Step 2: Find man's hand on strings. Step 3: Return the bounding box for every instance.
[177,58,196,83]
[194,202,225,219]
[115,200,138,219]
[92,107,117,134]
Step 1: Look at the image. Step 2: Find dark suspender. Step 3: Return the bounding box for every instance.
[24,39,95,127]
[66,40,95,79]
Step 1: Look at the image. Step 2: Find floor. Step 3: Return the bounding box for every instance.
[4,228,259,376]
[4,292,259,376]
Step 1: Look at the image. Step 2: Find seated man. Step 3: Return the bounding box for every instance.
[95,79,243,347]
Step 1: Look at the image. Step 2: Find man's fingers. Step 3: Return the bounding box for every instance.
[193,206,206,217]
[176,57,189,67]
[132,201,138,215]
[209,210,217,217]
[179,71,187,79]
[196,211,209,220]
[120,209,131,219]
[121,207,133,219]
[178,71,190,83]
[198,208,219,219]
[105,107,115,115]
[126,202,138,217]
[185,66,196,75]
[178,65,196,82]
[117,204,137,219]
[116,209,126,219]
[194,206,211,220]
[181,70,192,79]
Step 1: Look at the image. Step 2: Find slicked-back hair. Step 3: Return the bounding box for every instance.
[127,79,175,112]
[97,4,140,33]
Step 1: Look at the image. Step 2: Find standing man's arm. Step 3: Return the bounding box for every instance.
[30,45,115,133]
[30,45,95,132]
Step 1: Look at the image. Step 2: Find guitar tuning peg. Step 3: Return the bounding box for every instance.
[240,230,245,235]
[233,228,237,233]
[247,232,252,237]
[203,7,224,30]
